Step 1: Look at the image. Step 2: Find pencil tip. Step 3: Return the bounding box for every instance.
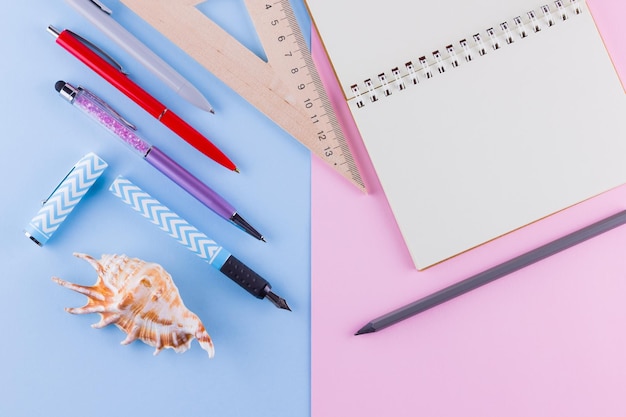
[355,324,376,335]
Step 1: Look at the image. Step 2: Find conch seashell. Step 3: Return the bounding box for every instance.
[52,253,214,358]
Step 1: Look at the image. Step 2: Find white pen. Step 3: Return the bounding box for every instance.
[66,0,215,113]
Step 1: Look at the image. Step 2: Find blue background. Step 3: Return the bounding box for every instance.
[0,1,312,416]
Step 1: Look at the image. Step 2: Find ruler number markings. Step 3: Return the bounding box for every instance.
[263,0,365,185]
[270,6,321,132]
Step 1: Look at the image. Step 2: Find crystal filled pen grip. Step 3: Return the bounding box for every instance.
[68,83,151,157]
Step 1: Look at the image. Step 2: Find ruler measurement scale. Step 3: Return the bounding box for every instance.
[246,0,365,190]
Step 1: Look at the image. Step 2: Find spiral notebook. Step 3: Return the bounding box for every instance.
[306,0,626,269]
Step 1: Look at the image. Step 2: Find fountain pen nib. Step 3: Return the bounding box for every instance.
[265,290,291,311]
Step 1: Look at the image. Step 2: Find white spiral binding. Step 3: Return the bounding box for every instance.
[349,0,581,107]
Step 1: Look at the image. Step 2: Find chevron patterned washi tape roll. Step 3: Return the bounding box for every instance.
[24,152,108,246]
[109,175,229,268]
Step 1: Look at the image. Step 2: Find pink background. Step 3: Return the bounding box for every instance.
[310,1,626,416]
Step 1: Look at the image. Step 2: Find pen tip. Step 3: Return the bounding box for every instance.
[230,212,264,241]
[266,291,291,311]
[209,109,215,114]
[47,25,61,38]
[261,236,267,243]
[234,167,240,173]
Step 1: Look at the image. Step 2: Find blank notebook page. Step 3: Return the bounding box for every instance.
[307,0,626,269]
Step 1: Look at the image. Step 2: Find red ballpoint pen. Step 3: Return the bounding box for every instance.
[47,25,238,172]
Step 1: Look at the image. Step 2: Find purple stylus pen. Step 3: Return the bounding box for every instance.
[55,80,264,241]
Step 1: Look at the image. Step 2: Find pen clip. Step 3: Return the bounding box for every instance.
[79,86,137,131]
[68,29,128,75]
[89,0,113,15]
[42,167,76,205]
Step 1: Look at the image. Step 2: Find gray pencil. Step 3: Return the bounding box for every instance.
[356,209,626,335]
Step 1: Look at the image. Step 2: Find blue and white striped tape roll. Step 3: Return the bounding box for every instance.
[25,152,108,246]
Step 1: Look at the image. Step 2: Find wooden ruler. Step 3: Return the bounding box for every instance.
[121,0,365,191]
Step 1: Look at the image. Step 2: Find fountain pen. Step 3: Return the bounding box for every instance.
[110,176,290,310]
